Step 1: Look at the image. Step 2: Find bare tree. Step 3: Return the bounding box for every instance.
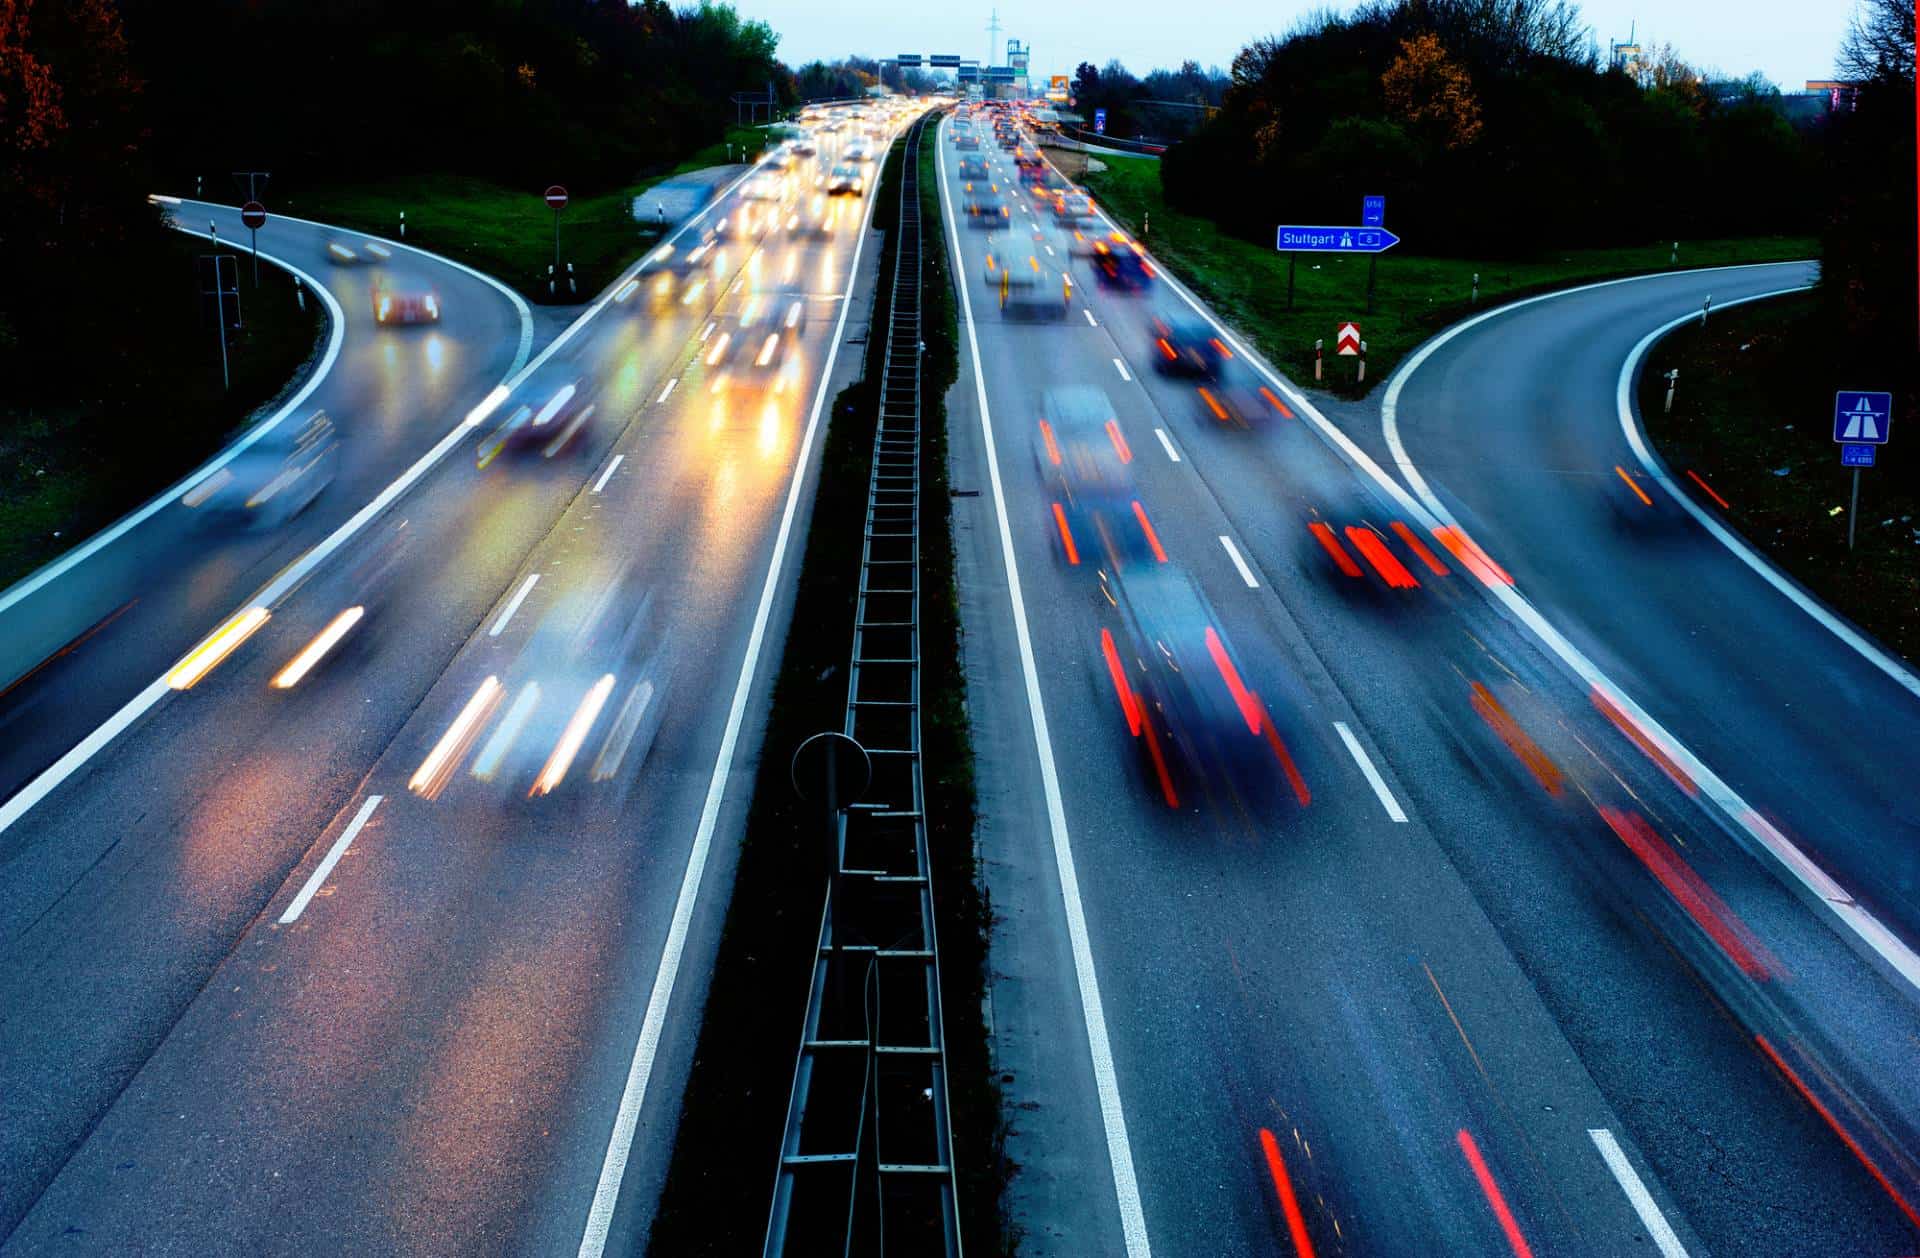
[1838,0,1915,82]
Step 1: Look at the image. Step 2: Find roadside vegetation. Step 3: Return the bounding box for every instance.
[1641,296,1917,664]
[0,233,322,592]
[1639,0,1915,663]
[1079,152,1811,396]
[2,0,791,575]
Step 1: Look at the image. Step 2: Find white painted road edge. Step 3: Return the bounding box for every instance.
[573,125,894,1258]
[591,455,624,494]
[278,794,383,925]
[939,115,1155,1258]
[1372,266,1920,996]
[0,161,769,842]
[1588,1128,1690,1258]
[0,232,345,620]
[1153,428,1181,463]
[1333,722,1408,823]
[1612,289,1920,703]
[489,574,540,637]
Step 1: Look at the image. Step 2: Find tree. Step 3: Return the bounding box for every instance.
[1838,0,1915,83]
[1071,60,1099,101]
[1382,32,1483,148]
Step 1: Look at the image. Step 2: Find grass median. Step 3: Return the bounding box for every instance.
[1639,290,1918,664]
[1072,151,1815,397]
[0,232,324,592]
[283,127,769,304]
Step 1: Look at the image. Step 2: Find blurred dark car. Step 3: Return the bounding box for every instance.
[1099,564,1297,810]
[958,156,991,179]
[962,183,1011,230]
[187,410,338,528]
[1089,231,1154,291]
[1148,312,1230,376]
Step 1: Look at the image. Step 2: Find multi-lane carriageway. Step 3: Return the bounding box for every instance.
[0,95,1916,1257]
[939,107,1920,1257]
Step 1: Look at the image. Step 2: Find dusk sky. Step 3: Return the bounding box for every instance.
[739,0,1858,93]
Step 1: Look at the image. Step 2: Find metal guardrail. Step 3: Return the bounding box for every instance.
[764,110,962,1258]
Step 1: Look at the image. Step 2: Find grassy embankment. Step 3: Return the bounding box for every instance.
[286,125,770,303]
[0,232,322,592]
[1640,290,1917,663]
[1073,151,1816,397]
[648,119,1003,1254]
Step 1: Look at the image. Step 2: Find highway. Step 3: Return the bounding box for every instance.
[939,110,1920,1256]
[0,102,924,1253]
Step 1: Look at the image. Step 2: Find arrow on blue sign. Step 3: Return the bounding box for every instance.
[1274,225,1401,254]
[1362,196,1385,227]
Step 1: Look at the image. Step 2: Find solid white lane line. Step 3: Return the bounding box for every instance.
[592,455,624,494]
[1084,308,1098,327]
[575,116,896,1258]
[1219,536,1259,588]
[659,377,678,403]
[489,574,540,637]
[1613,289,1920,702]
[279,795,383,924]
[0,236,343,622]
[1112,357,1131,382]
[0,161,777,841]
[937,119,1153,1258]
[1153,428,1181,463]
[700,321,716,341]
[1588,1129,1690,1258]
[1052,156,1919,997]
[1333,722,1408,823]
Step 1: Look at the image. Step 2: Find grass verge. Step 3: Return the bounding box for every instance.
[286,127,769,304]
[1070,150,1816,397]
[0,232,323,592]
[649,114,1002,1256]
[1639,290,1919,664]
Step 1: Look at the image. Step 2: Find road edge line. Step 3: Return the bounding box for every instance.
[939,115,1154,1258]
[1612,289,1920,702]
[573,131,891,1258]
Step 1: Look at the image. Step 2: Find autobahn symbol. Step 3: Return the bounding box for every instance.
[1832,391,1891,444]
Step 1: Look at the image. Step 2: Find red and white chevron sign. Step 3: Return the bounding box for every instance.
[1336,321,1361,356]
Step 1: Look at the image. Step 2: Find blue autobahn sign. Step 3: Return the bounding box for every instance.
[1832,391,1892,444]
[1094,108,1107,134]
[1274,225,1401,253]
[1841,444,1877,468]
[1363,195,1385,226]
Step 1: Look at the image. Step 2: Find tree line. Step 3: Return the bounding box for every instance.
[1,0,790,397]
[1160,0,1818,256]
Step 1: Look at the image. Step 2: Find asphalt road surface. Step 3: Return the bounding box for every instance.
[0,103,921,1254]
[942,112,1920,1256]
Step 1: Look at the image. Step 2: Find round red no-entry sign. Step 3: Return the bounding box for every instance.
[544,185,569,211]
[240,201,267,229]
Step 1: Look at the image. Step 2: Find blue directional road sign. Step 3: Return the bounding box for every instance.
[1362,195,1385,226]
[1274,225,1401,254]
[1094,108,1107,134]
[1832,391,1892,444]
[1841,444,1877,468]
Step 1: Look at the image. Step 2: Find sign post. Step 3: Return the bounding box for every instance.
[1832,390,1893,551]
[1361,196,1385,314]
[544,184,569,281]
[240,201,267,285]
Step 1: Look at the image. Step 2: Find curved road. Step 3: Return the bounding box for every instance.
[944,111,1920,1258]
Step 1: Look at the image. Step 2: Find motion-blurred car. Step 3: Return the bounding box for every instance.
[962,183,1011,229]
[185,410,338,528]
[844,139,876,163]
[983,243,1072,317]
[1034,387,1162,574]
[958,156,991,180]
[790,193,849,238]
[1098,563,1297,810]
[1052,191,1095,224]
[824,164,865,195]
[1012,145,1042,167]
[1089,230,1154,290]
[790,134,818,157]
[1190,360,1291,430]
[371,279,440,324]
[324,238,392,265]
[477,372,599,465]
[741,170,790,201]
[1147,312,1230,376]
